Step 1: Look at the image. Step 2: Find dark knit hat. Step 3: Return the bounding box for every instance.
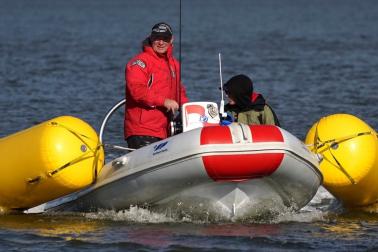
[223,74,255,111]
[223,74,253,96]
[150,22,173,40]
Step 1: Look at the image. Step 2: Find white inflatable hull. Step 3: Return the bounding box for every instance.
[34,123,322,219]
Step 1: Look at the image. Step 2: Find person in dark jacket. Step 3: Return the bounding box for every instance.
[223,74,280,126]
[125,22,189,149]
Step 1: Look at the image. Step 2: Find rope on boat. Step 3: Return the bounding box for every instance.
[103,143,135,151]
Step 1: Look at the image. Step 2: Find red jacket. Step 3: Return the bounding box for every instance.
[124,41,189,139]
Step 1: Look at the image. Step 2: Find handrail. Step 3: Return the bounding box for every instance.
[99,98,126,144]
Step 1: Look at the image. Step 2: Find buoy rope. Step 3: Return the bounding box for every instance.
[46,121,103,184]
[50,121,98,153]
[48,153,94,176]
[309,121,374,185]
[320,149,356,185]
[307,120,373,152]
[309,131,372,153]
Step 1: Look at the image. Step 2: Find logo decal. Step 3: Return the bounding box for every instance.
[207,104,218,118]
[200,115,208,122]
[153,24,172,34]
[153,141,168,155]
[131,59,146,69]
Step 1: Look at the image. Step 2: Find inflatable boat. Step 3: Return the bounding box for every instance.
[27,102,322,219]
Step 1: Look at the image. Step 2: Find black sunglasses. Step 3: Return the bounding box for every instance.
[151,36,171,43]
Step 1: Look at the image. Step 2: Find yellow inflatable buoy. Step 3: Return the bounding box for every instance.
[305,114,378,207]
[0,116,104,211]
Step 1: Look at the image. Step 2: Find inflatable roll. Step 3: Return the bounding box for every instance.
[305,114,378,207]
[0,116,104,211]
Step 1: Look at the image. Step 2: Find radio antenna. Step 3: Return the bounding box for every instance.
[219,53,227,118]
[177,0,182,108]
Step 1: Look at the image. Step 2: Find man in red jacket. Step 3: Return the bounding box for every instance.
[125,22,189,149]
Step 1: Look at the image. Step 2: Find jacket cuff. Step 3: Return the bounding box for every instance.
[154,95,166,107]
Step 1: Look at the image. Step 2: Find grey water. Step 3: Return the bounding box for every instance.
[1,0,378,251]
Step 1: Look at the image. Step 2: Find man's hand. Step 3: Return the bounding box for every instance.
[164,98,179,113]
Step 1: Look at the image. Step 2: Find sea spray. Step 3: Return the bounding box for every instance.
[84,206,175,223]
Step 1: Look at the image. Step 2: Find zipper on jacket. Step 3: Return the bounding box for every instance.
[147,74,154,88]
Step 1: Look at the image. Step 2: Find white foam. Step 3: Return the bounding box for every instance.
[25,187,339,224]
[309,186,335,205]
[84,206,175,223]
[27,187,338,224]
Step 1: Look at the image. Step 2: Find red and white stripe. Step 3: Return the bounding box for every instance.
[200,125,284,181]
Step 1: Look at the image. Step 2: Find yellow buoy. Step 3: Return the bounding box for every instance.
[0,116,104,211]
[305,114,378,207]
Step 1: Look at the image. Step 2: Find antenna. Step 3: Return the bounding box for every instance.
[177,0,182,108]
[219,53,227,118]
[170,0,183,136]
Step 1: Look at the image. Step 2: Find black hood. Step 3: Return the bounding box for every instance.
[224,74,266,112]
